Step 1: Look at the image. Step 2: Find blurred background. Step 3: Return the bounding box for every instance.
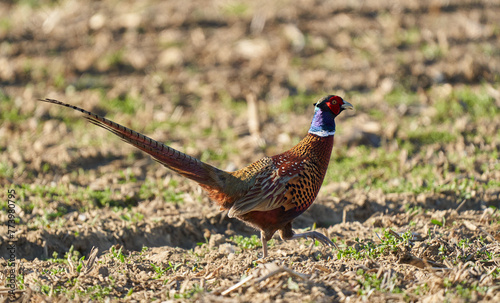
[0,0,499,253]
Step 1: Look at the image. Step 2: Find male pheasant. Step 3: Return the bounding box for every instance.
[39,95,353,258]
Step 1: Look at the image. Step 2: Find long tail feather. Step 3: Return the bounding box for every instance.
[39,98,225,188]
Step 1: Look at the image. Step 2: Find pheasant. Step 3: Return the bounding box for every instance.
[39,95,353,258]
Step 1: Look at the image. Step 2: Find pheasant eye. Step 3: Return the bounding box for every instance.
[328,96,340,105]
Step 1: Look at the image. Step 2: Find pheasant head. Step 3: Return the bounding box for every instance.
[309,95,353,137]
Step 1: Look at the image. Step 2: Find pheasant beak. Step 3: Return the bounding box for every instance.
[341,101,354,110]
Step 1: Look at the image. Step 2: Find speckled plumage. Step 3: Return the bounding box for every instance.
[39,95,353,258]
[231,134,335,247]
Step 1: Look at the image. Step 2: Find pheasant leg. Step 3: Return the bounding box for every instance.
[261,231,268,258]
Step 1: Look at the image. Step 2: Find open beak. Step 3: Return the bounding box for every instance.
[341,101,354,110]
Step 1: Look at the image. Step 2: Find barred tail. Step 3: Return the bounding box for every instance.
[39,98,226,189]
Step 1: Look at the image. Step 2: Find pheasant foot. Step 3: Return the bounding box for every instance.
[291,231,338,249]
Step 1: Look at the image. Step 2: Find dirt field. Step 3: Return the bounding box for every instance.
[1,0,499,302]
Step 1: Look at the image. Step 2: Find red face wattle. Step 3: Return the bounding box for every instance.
[326,96,344,115]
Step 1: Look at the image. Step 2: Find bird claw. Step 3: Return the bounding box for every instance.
[292,231,338,249]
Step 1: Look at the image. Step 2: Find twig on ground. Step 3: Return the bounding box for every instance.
[221,262,309,296]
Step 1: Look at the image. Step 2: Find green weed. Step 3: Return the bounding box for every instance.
[434,87,498,122]
[230,234,262,250]
[173,283,204,299]
[230,234,275,252]
[101,93,141,115]
[0,97,32,123]
[356,268,402,296]
[385,87,419,106]
[151,261,182,280]
[110,246,126,263]
[337,229,412,260]
[408,130,456,145]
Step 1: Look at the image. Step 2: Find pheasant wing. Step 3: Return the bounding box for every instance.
[228,155,306,217]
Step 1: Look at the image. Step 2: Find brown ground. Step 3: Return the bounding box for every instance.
[0,0,499,302]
